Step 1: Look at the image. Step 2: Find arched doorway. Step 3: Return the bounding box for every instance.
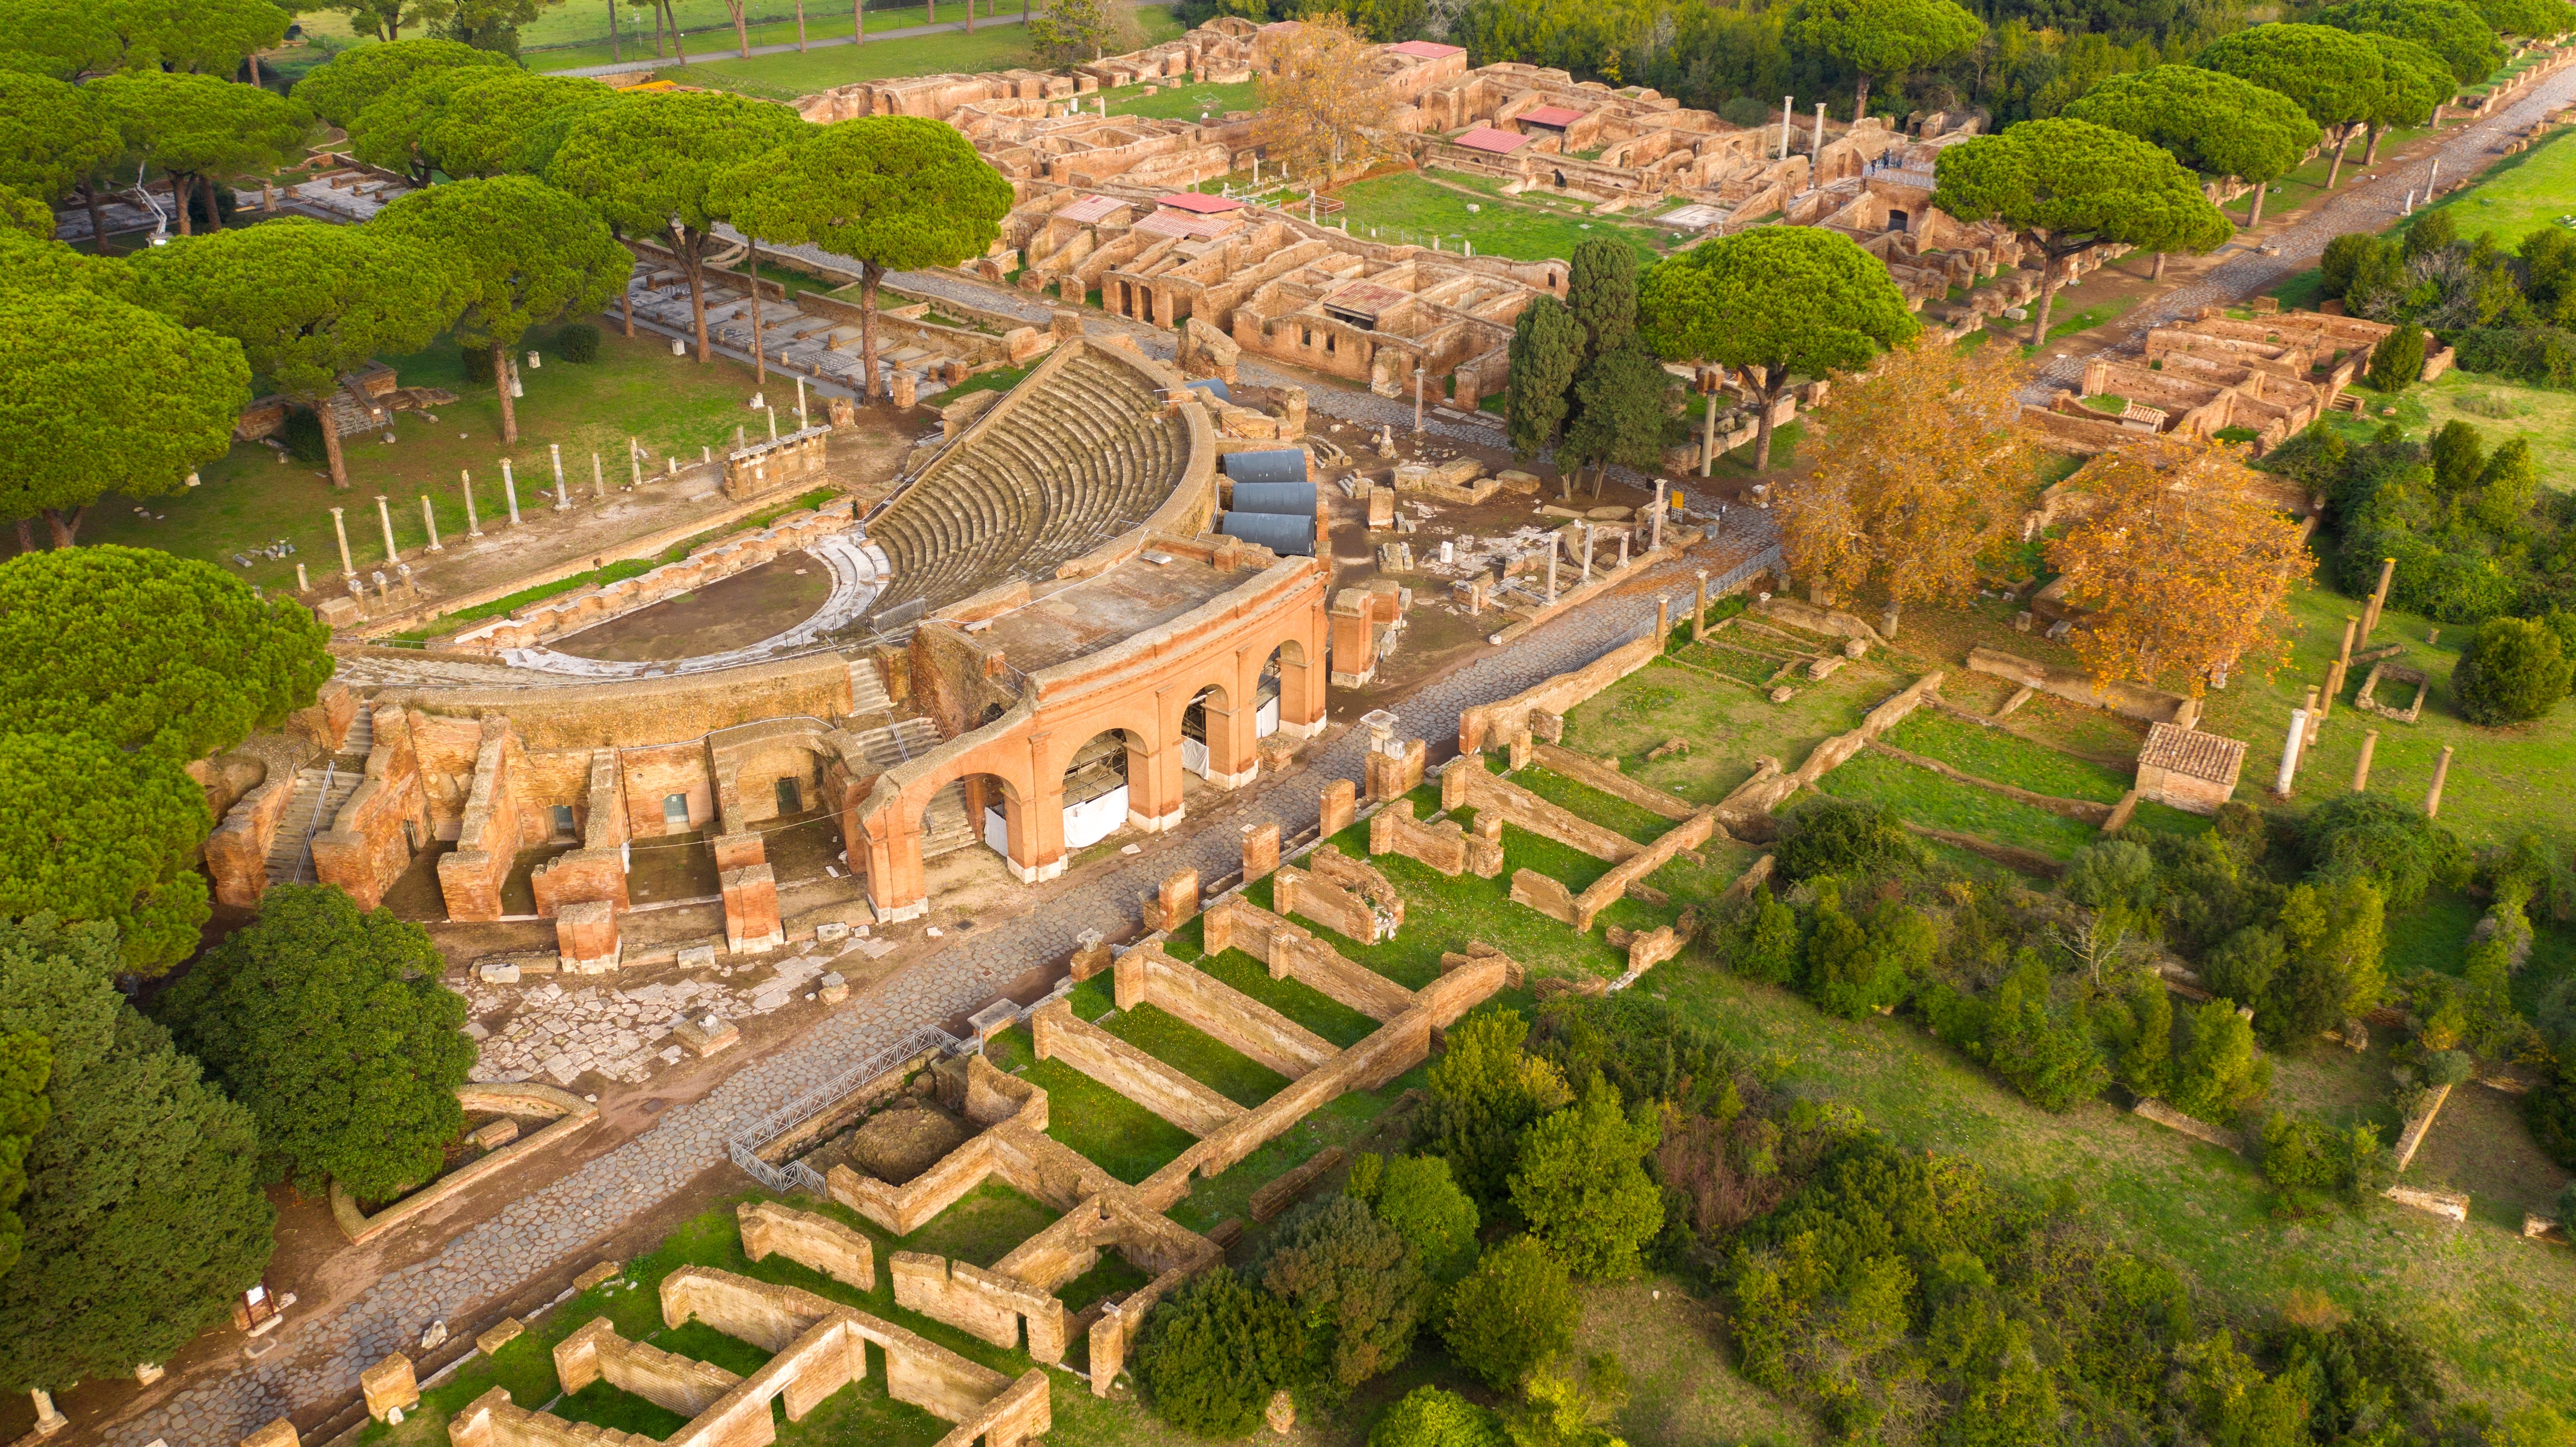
[1058,729,1144,850]
[960,771,1031,874]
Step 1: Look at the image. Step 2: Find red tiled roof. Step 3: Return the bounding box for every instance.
[1157,192,1244,214]
[1054,193,1126,225]
[1520,105,1586,128]
[1454,125,1530,154]
[1136,210,1245,240]
[2139,723,2247,785]
[1385,40,1465,58]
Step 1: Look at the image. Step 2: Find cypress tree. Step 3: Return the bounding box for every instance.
[1505,295,1582,460]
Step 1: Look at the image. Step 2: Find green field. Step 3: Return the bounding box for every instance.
[2419,124,2576,247]
[1882,708,2135,805]
[1325,172,1667,265]
[639,6,1183,99]
[51,321,772,594]
[1104,77,1260,120]
[1817,749,2107,860]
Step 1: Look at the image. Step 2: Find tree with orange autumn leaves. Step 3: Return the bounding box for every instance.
[2045,437,2314,696]
[1777,337,2039,637]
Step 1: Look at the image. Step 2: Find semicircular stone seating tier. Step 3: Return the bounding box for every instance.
[497,532,892,678]
[865,350,1187,623]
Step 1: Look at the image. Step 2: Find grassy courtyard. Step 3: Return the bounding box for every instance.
[2417,125,2576,247]
[1104,77,1261,120]
[642,6,1184,99]
[1325,172,1668,265]
[54,322,774,595]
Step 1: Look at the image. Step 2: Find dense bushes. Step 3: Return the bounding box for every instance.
[1440,1234,1580,1390]
[555,321,602,362]
[1257,1196,1431,1395]
[2260,1111,2394,1206]
[1773,797,1919,882]
[1132,1266,1304,1435]
[2452,614,2574,724]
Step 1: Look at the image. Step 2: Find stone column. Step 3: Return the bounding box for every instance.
[1811,102,1827,177]
[1413,368,1426,435]
[296,562,309,592]
[2425,745,2454,817]
[330,506,354,578]
[1545,537,1559,602]
[2302,686,2323,750]
[1702,390,1719,475]
[1651,485,1664,552]
[1693,569,1710,641]
[421,495,441,551]
[2273,707,2308,797]
[2352,730,2378,792]
[502,461,522,526]
[592,453,604,501]
[1580,524,1594,584]
[2361,557,2395,638]
[551,444,569,510]
[460,470,481,537]
[796,376,809,430]
[1243,822,1281,883]
[375,494,397,563]
[30,1390,66,1436]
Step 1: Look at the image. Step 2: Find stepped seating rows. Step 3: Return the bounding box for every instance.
[865,353,1187,621]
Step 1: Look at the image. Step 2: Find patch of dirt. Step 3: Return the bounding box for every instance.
[837,1096,972,1185]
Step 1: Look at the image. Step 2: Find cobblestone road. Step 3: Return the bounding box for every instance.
[2024,64,2576,395]
[120,529,1749,1447]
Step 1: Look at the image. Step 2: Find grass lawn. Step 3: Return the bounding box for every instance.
[2409,369,2576,489]
[1504,762,1677,845]
[55,321,773,595]
[983,1026,1197,1183]
[1982,290,2141,353]
[2256,122,2442,222]
[2188,583,2576,856]
[897,1178,1059,1267]
[1062,977,1292,1107]
[1105,77,1261,120]
[1326,172,1666,265]
[1637,958,2576,1421]
[2379,121,2573,247]
[1162,921,1385,1045]
[1819,750,2108,860]
[1559,654,1902,804]
[1883,708,2135,805]
[638,7,1184,98]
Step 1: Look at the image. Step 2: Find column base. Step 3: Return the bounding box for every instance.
[1205,763,1259,790]
[560,947,624,975]
[873,896,929,923]
[1007,855,1067,884]
[1129,805,1186,834]
[728,929,785,956]
[1276,716,1329,740]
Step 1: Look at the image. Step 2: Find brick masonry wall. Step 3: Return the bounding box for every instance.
[1443,762,1641,863]
[1114,943,1336,1078]
[1031,1000,1245,1136]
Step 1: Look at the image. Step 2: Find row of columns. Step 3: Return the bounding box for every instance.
[2273,555,2452,816]
[316,441,648,582]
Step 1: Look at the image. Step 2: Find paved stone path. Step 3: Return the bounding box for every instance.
[120,522,1755,1447]
[2023,63,2576,395]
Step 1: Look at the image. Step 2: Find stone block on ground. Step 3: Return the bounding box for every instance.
[672,1014,739,1057]
[360,1354,418,1422]
[475,1318,525,1356]
[573,1260,623,1291]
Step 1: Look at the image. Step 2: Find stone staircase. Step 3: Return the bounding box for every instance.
[846,716,939,770]
[339,705,375,761]
[265,765,362,885]
[920,783,977,860]
[846,660,894,719]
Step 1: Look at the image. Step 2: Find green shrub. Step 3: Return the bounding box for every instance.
[2170,1000,2271,1124]
[1800,899,1917,1019]
[1509,1076,1663,1281]
[1371,1386,1507,1447]
[460,342,496,385]
[1132,1266,1305,1435]
[2422,1048,2475,1088]
[2429,419,2485,493]
[1369,1155,1480,1284]
[2368,325,2426,392]
[1527,991,1740,1116]
[1421,1009,1572,1216]
[2201,926,2284,1008]
[2300,794,2466,910]
[1981,956,2110,1112]
[1258,1196,1430,1396]
[280,408,327,464]
[1733,892,1802,984]
[2522,1061,2576,1168]
[2320,232,2381,300]
[556,321,602,363]
[2453,615,2573,724]
[1775,797,1918,882]
[2258,1112,2393,1205]
[1442,1235,1579,1391]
